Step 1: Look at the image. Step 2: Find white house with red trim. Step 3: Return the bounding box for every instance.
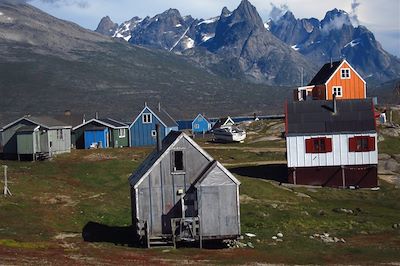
[285,98,378,188]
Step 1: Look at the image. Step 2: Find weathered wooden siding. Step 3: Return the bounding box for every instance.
[48,129,71,154]
[287,133,378,168]
[17,132,35,154]
[2,120,36,154]
[134,136,210,235]
[198,166,240,237]
[326,61,366,100]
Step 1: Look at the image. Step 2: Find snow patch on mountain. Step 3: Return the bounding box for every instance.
[201,33,215,43]
[291,44,300,51]
[344,39,360,48]
[0,12,3,16]
[182,37,195,49]
[198,17,218,26]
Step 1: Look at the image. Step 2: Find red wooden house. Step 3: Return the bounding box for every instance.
[295,59,366,101]
[285,98,378,188]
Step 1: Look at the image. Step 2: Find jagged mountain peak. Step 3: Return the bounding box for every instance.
[281,10,296,21]
[95,16,118,36]
[221,7,231,17]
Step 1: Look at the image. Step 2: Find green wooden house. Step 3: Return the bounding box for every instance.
[0,116,72,160]
[72,118,129,149]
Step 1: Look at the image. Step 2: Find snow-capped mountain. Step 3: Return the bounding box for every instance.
[95,1,399,85]
[96,1,316,85]
[268,9,400,83]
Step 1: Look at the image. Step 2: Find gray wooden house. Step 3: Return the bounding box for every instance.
[0,116,71,160]
[129,129,241,247]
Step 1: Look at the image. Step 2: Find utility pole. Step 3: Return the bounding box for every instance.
[3,165,12,197]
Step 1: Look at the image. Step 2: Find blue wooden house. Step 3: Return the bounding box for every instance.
[191,114,212,134]
[129,104,178,147]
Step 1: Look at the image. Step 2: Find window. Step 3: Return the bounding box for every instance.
[151,130,157,137]
[305,137,332,153]
[118,128,125,138]
[341,68,350,79]
[171,150,184,172]
[349,136,375,152]
[142,113,152,124]
[333,86,343,97]
[56,129,63,140]
[194,124,200,129]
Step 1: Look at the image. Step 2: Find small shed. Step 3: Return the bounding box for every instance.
[129,104,178,147]
[191,114,212,134]
[0,116,71,160]
[73,118,129,149]
[211,116,235,131]
[129,130,240,247]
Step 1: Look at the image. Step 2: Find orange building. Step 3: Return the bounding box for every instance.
[295,59,366,101]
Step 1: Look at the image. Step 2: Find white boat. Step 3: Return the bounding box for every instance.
[213,126,246,142]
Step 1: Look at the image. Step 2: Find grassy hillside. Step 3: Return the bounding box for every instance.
[0,42,291,124]
[0,121,399,264]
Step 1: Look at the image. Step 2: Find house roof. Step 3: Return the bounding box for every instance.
[73,118,128,131]
[1,116,71,131]
[286,99,376,135]
[98,118,128,128]
[308,60,342,86]
[129,131,213,188]
[150,106,178,127]
[193,114,211,124]
[211,116,234,130]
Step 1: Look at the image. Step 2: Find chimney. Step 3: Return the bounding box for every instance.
[158,102,161,112]
[333,93,337,114]
[156,124,162,152]
[95,112,99,119]
[82,114,86,123]
[330,58,333,68]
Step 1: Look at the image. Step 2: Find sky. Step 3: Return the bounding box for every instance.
[29,0,400,57]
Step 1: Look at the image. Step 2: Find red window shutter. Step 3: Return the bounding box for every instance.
[325,138,333,152]
[305,139,313,153]
[349,137,356,152]
[368,137,376,151]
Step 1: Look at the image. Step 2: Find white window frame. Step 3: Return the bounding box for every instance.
[118,128,125,138]
[142,113,152,124]
[341,68,350,79]
[151,130,157,137]
[333,86,343,97]
[194,124,200,129]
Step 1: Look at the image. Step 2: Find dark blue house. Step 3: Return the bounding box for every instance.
[129,105,178,147]
[191,114,212,134]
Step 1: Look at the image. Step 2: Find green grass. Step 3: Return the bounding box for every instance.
[379,136,400,155]
[0,144,399,264]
